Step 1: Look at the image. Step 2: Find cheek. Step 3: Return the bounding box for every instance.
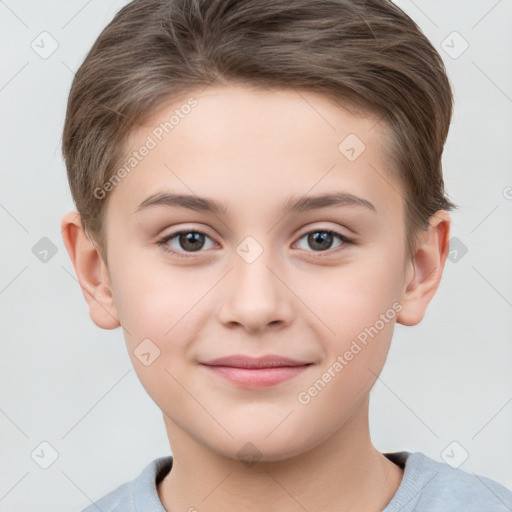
[117,287,197,412]
[293,250,403,386]
[110,254,202,339]
[109,257,208,390]
[298,254,402,334]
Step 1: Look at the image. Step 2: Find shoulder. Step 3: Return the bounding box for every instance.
[384,451,512,512]
[81,480,133,512]
[80,456,173,512]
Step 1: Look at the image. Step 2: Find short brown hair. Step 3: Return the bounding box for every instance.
[62,0,456,263]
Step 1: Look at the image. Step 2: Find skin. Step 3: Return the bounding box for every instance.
[61,84,450,512]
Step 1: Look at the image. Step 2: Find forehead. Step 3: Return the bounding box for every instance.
[108,84,404,223]
[134,84,386,155]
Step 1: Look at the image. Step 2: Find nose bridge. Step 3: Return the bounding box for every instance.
[234,236,281,304]
[235,242,278,296]
[216,234,292,331]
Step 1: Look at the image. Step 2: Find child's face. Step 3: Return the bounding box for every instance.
[101,84,415,460]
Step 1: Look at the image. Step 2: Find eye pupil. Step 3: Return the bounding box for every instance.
[308,231,333,251]
[180,232,205,252]
[161,228,347,257]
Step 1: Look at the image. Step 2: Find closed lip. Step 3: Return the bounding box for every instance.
[200,354,312,369]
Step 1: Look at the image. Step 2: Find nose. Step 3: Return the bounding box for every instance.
[215,248,293,334]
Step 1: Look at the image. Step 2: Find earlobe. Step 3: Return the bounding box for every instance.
[61,211,120,330]
[396,211,451,326]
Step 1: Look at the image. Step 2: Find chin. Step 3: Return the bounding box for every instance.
[207,428,316,466]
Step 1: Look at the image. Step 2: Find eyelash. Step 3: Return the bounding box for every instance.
[156,228,354,259]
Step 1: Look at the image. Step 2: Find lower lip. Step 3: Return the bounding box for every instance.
[201,364,310,388]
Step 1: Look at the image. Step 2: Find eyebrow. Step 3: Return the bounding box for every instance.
[134,191,377,216]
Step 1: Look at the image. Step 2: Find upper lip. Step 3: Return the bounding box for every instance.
[200,354,312,369]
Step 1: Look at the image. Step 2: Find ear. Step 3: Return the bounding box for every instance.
[61,211,120,330]
[396,210,451,326]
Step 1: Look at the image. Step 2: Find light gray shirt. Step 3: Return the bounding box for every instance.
[81,451,512,511]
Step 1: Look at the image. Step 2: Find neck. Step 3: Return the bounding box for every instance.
[158,397,403,512]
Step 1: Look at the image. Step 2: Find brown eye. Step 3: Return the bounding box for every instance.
[295,230,353,253]
[176,232,206,252]
[156,230,216,257]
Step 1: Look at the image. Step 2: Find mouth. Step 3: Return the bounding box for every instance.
[199,354,313,388]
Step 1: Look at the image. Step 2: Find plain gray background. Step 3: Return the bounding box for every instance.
[1,0,511,510]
